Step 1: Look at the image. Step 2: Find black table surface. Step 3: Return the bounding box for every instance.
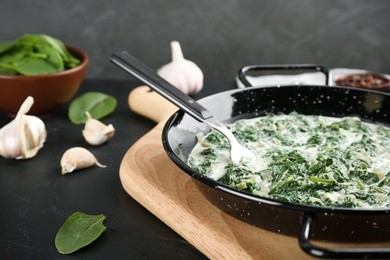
[0,79,236,259]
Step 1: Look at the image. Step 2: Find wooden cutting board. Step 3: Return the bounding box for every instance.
[119,86,389,259]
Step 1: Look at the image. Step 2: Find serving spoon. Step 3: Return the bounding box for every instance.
[110,51,255,164]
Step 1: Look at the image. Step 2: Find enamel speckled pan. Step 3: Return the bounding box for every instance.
[111,52,390,259]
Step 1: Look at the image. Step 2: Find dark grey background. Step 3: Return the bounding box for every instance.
[2,0,390,80]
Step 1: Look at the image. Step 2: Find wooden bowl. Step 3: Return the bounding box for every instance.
[0,45,89,116]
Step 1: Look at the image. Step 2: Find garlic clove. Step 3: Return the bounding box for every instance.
[82,112,115,146]
[0,96,47,159]
[157,41,204,95]
[60,147,106,175]
[22,115,47,156]
[0,119,24,159]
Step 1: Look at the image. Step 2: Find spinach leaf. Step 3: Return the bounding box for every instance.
[203,131,229,149]
[68,92,117,124]
[12,57,57,75]
[0,65,18,75]
[40,34,80,67]
[0,40,17,54]
[38,43,64,71]
[55,212,107,254]
[0,45,32,65]
[18,34,47,46]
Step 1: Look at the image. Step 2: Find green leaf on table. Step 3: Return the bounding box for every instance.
[55,212,107,254]
[68,92,117,124]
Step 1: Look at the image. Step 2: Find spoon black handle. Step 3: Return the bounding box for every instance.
[110,51,212,122]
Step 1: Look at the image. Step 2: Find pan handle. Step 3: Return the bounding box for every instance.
[299,213,390,259]
[237,64,330,87]
[110,51,213,122]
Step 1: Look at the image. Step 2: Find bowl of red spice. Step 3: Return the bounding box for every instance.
[333,71,389,92]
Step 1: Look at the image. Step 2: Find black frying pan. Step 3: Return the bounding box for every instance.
[111,52,390,259]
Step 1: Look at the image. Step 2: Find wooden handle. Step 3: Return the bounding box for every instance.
[128,86,178,123]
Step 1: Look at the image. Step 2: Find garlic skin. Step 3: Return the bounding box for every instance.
[0,96,47,159]
[60,147,106,174]
[157,41,204,95]
[82,112,115,146]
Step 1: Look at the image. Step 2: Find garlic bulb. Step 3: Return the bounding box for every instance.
[157,41,203,94]
[60,147,106,174]
[0,96,47,159]
[82,112,115,146]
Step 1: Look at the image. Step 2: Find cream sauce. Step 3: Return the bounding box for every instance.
[188,112,390,208]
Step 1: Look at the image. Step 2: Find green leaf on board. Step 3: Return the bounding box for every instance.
[68,92,117,124]
[55,212,107,254]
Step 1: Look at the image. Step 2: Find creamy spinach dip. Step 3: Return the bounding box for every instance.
[188,112,390,209]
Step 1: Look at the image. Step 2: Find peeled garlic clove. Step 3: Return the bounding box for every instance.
[0,96,47,159]
[82,112,115,146]
[60,147,106,175]
[157,41,203,95]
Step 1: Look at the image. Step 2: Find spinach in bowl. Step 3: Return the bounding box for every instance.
[0,34,80,76]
